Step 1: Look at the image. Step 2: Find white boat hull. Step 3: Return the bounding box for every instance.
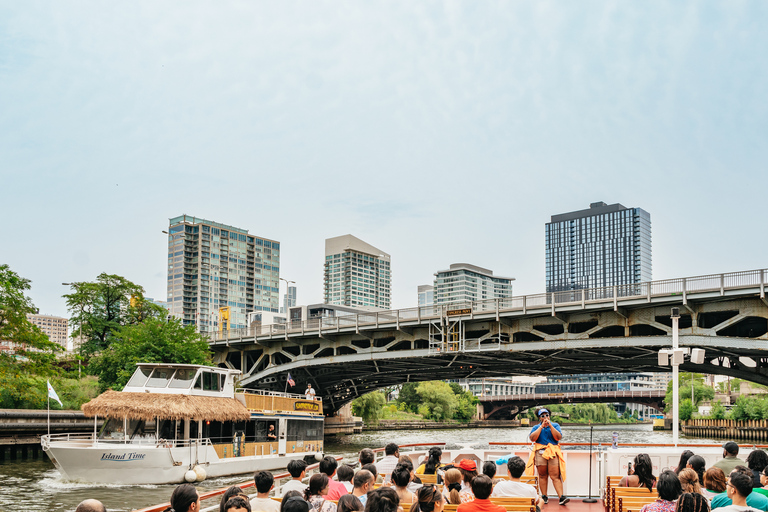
[43,439,311,485]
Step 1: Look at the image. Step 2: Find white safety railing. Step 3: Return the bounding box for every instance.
[209,268,767,343]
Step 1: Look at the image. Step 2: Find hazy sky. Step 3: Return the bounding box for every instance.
[2,1,767,319]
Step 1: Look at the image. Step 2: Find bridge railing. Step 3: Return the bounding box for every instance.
[208,268,766,342]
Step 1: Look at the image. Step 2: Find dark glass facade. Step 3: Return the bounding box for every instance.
[545,202,651,292]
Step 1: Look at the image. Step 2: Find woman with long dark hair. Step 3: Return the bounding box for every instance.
[392,464,416,506]
[686,455,706,489]
[304,474,337,512]
[416,447,444,476]
[364,487,400,512]
[675,451,695,475]
[676,493,710,512]
[620,453,657,491]
[163,483,201,512]
[409,485,444,512]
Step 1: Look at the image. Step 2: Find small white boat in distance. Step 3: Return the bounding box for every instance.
[41,363,324,485]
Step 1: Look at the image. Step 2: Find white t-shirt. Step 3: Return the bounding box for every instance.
[716,506,759,512]
[306,387,316,400]
[250,497,281,512]
[280,479,308,496]
[491,480,539,499]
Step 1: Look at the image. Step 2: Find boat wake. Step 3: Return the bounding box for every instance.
[35,469,162,490]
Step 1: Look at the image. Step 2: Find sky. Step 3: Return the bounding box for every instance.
[1,1,767,319]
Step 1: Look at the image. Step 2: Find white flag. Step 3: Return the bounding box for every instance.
[47,380,63,407]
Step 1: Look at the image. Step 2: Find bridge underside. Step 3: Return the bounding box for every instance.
[212,297,768,414]
[479,396,665,420]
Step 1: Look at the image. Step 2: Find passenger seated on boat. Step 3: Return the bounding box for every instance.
[457,459,479,504]
[416,448,444,479]
[675,451,696,475]
[713,443,746,477]
[353,470,375,506]
[364,487,400,512]
[679,469,703,495]
[338,465,355,493]
[443,469,464,505]
[757,468,768,498]
[711,467,768,512]
[398,457,423,493]
[620,454,657,490]
[456,475,504,512]
[163,483,201,512]
[491,456,543,508]
[363,463,379,482]
[410,484,445,512]
[716,471,755,512]
[392,464,417,505]
[221,487,246,512]
[283,494,311,512]
[687,456,707,489]
[75,499,106,512]
[482,461,500,486]
[339,494,365,512]
[282,461,309,496]
[703,468,727,501]
[747,451,768,490]
[305,473,338,512]
[676,493,710,512]
[321,456,350,500]
[251,471,280,512]
[225,496,253,512]
[639,470,682,512]
[360,449,376,468]
[378,444,401,483]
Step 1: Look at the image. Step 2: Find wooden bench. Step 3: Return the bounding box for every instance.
[493,475,539,493]
[617,496,659,512]
[420,474,439,485]
[608,488,657,512]
[444,504,535,512]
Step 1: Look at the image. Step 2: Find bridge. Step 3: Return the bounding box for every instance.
[478,390,665,420]
[209,268,768,414]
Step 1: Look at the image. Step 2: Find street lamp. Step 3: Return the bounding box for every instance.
[279,278,295,314]
[62,282,83,378]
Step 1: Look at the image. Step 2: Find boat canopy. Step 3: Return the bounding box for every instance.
[81,390,252,422]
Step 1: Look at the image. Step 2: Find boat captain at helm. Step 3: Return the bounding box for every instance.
[526,408,569,506]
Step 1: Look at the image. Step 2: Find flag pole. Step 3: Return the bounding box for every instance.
[285,376,289,394]
[47,392,50,437]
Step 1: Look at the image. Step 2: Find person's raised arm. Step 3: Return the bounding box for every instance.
[529,424,542,442]
[550,423,562,441]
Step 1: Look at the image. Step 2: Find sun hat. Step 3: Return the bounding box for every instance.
[458,459,477,471]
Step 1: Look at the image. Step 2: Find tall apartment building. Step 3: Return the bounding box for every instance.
[27,314,69,349]
[280,285,297,314]
[324,235,391,309]
[166,215,280,333]
[433,263,514,305]
[417,285,434,306]
[545,202,652,292]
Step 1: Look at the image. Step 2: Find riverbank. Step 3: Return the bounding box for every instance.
[363,419,652,430]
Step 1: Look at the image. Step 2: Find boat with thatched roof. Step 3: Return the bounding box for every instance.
[41,363,324,485]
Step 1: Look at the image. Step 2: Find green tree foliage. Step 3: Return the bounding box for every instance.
[64,273,167,356]
[679,399,694,421]
[351,391,387,423]
[664,374,715,412]
[709,399,726,419]
[416,381,458,421]
[527,403,624,423]
[89,317,212,392]
[731,395,764,421]
[454,390,479,421]
[0,264,62,375]
[396,382,420,413]
[0,374,100,409]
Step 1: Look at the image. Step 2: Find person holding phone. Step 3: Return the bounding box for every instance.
[525,408,568,505]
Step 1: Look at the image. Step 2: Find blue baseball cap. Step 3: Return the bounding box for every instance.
[537,408,550,417]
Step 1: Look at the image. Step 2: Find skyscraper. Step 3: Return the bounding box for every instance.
[417,285,434,306]
[545,202,652,292]
[166,215,280,333]
[280,285,297,314]
[433,264,514,305]
[323,235,391,309]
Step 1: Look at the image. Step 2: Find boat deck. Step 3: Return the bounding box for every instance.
[543,499,604,512]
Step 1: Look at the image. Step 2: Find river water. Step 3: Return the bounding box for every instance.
[0,425,721,512]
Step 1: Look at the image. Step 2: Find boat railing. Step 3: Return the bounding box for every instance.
[41,433,214,449]
[236,388,308,400]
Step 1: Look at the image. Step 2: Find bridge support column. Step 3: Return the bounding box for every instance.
[476,402,485,420]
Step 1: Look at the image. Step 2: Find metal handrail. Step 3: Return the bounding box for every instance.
[208,268,767,342]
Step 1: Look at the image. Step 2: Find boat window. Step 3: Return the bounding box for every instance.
[125,367,153,388]
[98,418,127,440]
[194,374,202,390]
[146,368,175,388]
[202,372,219,391]
[169,368,197,389]
[287,419,324,442]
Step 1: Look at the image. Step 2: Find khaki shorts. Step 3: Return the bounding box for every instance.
[534,449,560,469]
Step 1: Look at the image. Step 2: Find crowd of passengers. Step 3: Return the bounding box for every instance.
[72,441,768,512]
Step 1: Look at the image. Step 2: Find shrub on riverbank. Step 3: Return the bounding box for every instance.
[0,373,99,410]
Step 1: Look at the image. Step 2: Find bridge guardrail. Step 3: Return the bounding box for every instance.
[208,268,767,343]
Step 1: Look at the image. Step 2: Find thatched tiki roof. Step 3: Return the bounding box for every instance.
[81,390,252,422]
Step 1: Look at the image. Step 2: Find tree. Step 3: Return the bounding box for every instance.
[89,317,212,392]
[709,399,726,419]
[679,399,694,421]
[351,391,387,423]
[64,273,167,356]
[396,382,420,413]
[416,381,458,421]
[665,374,715,412]
[0,264,62,373]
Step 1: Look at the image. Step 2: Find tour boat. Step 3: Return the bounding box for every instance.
[41,363,324,485]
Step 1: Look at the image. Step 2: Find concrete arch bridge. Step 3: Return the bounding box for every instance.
[209,268,768,414]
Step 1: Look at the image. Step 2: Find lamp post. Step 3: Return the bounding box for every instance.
[279,278,295,314]
[672,308,680,445]
[62,282,83,378]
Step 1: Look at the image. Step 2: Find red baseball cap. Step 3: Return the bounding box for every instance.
[458,459,477,471]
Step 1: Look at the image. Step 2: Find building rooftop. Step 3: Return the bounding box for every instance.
[549,202,630,223]
[325,234,390,259]
[435,263,515,281]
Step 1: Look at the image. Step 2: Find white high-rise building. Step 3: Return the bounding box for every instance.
[418,285,434,306]
[280,285,297,314]
[324,235,391,309]
[433,263,514,305]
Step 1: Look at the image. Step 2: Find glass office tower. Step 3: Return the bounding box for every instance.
[545,202,651,292]
[167,215,280,333]
[324,234,391,309]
